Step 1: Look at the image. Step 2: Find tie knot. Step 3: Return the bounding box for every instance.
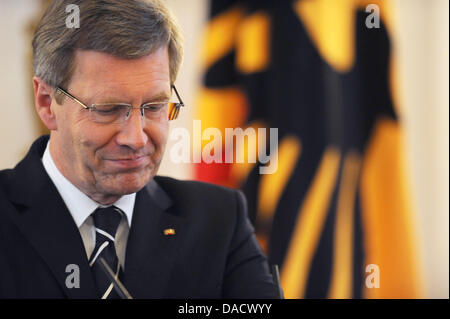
[92,206,123,241]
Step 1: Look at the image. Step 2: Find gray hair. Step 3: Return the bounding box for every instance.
[32,0,183,95]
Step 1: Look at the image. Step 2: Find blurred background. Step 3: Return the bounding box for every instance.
[0,0,448,298]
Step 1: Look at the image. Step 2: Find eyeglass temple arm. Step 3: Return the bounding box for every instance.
[171,85,184,107]
[56,86,90,109]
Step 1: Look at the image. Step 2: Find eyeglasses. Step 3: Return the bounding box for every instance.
[55,85,184,124]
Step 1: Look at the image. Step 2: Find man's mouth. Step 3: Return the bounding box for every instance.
[106,155,151,170]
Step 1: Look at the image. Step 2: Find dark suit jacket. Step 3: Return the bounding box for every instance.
[0,135,278,298]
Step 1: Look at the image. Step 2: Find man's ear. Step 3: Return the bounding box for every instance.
[33,76,58,130]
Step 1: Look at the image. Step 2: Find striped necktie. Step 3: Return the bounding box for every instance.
[89,206,123,299]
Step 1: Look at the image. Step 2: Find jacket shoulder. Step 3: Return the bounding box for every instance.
[154,175,237,197]
[153,175,247,220]
[0,168,15,195]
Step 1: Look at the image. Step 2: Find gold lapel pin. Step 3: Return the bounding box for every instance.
[163,228,176,236]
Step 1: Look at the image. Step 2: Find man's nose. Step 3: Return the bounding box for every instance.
[116,108,148,150]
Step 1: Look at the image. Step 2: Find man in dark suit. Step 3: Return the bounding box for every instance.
[0,0,278,299]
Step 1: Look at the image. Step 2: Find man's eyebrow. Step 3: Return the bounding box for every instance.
[92,90,171,104]
[145,91,171,102]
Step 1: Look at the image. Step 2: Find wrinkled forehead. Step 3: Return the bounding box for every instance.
[69,47,171,102]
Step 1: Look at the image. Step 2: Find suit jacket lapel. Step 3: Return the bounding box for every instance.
[123,179,185,298]
[6,136,98,298]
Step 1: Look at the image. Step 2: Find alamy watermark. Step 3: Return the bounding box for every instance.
[65,264,80,289]
[365,264,380,288]
[168,120,279,175]
[365,4,380,29]
[66,3,381,30]
[66,4,80,29]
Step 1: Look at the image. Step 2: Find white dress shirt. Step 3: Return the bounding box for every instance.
[41,141,135,269]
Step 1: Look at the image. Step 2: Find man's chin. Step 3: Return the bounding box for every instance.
[102,170,155,195]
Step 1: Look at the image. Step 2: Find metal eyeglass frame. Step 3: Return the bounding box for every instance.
[55,85,185,122]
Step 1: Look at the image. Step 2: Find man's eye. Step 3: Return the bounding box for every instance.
[145,103,166,112]
[95,105,123,114]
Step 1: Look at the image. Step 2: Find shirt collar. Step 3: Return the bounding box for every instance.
[41,141,135,227]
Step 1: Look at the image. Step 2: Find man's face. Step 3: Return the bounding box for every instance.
[50,47,171,204]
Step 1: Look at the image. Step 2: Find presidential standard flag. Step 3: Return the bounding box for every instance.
[195,0,423,298]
